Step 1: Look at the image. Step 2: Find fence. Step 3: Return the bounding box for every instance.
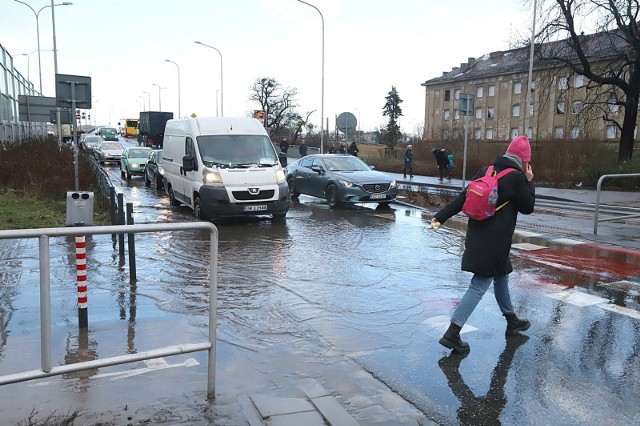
[0,222,219,400]
[593,173,640,234]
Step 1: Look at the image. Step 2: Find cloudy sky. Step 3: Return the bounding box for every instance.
[2,0,532,134]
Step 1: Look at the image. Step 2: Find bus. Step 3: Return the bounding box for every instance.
[119,118,139,138]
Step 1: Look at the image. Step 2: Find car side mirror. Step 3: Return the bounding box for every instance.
[182,155,197,172]
[310,165,323,173]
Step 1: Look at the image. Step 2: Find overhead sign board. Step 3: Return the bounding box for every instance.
[18,95,56,122]
[56,74,92,109]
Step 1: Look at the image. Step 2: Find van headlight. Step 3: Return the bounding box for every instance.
[203,167,222,184]
[275,169,286,184]
[158,166,165,176]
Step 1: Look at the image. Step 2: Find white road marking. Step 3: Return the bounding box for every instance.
[422,315,478,334]
[547,289,609,307]
[512,242,548,251]
[550,238,585,245]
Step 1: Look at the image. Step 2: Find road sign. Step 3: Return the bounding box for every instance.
[459,94,475,116]
[56,74,92,109]
[49,108,73,124]
[336,112,357,133]
[18,95,57,122]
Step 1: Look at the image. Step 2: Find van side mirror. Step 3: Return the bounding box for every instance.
[182,155,197,172]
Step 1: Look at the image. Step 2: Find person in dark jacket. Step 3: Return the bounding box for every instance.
[299,140,308,157]
[348,141,359,156]
[279,138,289,154]
[433,148,450,181]
[403,145,414,178]
[431,135,535,353]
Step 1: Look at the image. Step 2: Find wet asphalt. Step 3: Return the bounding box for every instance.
[0,140,639,425]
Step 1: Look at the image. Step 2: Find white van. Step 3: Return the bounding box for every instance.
[162,117,290,221]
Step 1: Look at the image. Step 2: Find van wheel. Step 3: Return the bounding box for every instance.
[272,212,287,222]
[194,196,205,220]
[326,184,339,207]
[287,177,299,198]
[168,186,180,206]
[144,174,151,187]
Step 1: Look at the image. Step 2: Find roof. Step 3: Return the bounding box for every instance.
[422,29,634,86]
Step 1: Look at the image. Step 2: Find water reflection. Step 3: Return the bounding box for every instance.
[438,335,529,425]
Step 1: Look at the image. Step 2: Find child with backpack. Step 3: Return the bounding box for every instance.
[430,135,535,353]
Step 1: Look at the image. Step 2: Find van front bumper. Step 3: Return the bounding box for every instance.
[199,183,290,219]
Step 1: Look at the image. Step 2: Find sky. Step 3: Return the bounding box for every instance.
[2,0,533,134]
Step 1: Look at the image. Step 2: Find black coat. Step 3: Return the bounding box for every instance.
[434,156,535,277]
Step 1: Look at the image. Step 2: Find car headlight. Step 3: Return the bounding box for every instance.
[390,179,397,188]
[338,180,355,188]
[203,167,222,184]
[275,169,286,184]
[132,163,139,168]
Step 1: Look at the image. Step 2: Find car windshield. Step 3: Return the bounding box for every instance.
[322,156,371,172]
[102,128,117,134]
[100,142,122,150]
[196,135,278,167]
[128,149,151,158]
[86,136,103,142]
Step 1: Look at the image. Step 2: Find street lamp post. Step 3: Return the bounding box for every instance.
[152,84,165,112]
[13,1,72,94]
[139,95,146,111]
[297,0,324,154]
[194,41,224,116]
[164,59,181,118]
[524,0,537,137]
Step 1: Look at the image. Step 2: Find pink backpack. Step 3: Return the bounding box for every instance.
[462,166,515,221]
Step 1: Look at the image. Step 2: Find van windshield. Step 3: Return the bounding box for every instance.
[196,135,278,167]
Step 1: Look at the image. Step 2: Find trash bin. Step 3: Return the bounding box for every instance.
[278,152,288,167]
[66,191,94,226]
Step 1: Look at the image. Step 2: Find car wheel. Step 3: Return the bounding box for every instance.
[287,177,299,198]
[144,171,151,187]
[121,169,126,179]
[125,168,131,181]
[326,184,339,207]
[194,196,205,220]
[272,212,287,222]
[168,185,181,206]
[156,175,164,191]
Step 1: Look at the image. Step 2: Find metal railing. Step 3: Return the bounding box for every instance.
[594,173,640,234]
[0,222,219,400]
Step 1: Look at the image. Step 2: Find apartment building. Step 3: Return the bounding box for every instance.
[421,32,634,143]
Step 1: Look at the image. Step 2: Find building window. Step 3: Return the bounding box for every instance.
[474,128,482,139]
[512,104,520,117]
[511,128,519,138]
[454,109,460,120]
[488,85,495,96]
[558,76,568,90]
[606,125,617,139]
[475,108,482,119]
[485,128,494,140]
[608,95,619,112]
[487,107,494,120]
[514,82,522,94]
[572,100,582,114]
[527,127,533,138]
[444,109,450,120]
[574,75,584,88]
[556,101,566,115]
[476,86,484,98]
[554,127,565,139]
[528,104,534,117]
[571,127,581,139]
[455,89,461,99]
[444,89,451,101]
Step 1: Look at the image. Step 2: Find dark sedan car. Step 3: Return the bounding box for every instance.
[144,149,165,190]
[286,154,397,207]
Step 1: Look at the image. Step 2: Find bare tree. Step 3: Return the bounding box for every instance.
[534,0,640,161]
[249,77,299,137]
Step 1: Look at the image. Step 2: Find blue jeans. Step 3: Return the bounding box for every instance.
[451,274,515,327]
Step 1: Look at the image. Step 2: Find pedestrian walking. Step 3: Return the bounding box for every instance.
[299,140,308,157]
[338,144,346,154]
[446,153,454,179]
[403,145,414,178]
[328,143,338,154]
[279,138,289,154]
[348,141,359,157]
[431,135,535,353]
[433,148,450,181]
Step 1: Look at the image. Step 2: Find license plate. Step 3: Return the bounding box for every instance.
[244,204,268,212]
[370,193,386,200]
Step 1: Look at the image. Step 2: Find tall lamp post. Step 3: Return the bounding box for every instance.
[13,1,72,94]
[524,0,537,137]
[152,83,165,112]
[139,95,146,111]
[143,91,150,111]
[194,41,224,116]
[297,0,324,153]
[164,59,181,118]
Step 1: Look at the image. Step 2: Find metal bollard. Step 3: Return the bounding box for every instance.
[126,203,137,282]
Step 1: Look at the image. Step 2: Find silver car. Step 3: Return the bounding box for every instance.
[93,141,125,165]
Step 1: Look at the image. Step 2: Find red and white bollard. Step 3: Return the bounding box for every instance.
[75,234,88,328]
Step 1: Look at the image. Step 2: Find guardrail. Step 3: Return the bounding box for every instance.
[0,222,219,400]
[593,173,640,234]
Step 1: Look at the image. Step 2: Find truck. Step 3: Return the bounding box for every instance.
[137,111,174,148]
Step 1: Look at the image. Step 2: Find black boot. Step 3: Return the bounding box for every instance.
[439,323,470,353]
[504,313,530,336]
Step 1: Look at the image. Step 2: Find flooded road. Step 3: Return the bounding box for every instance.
[1,156,640,424]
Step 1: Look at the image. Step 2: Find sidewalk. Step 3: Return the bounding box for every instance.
[389,171,640,251]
